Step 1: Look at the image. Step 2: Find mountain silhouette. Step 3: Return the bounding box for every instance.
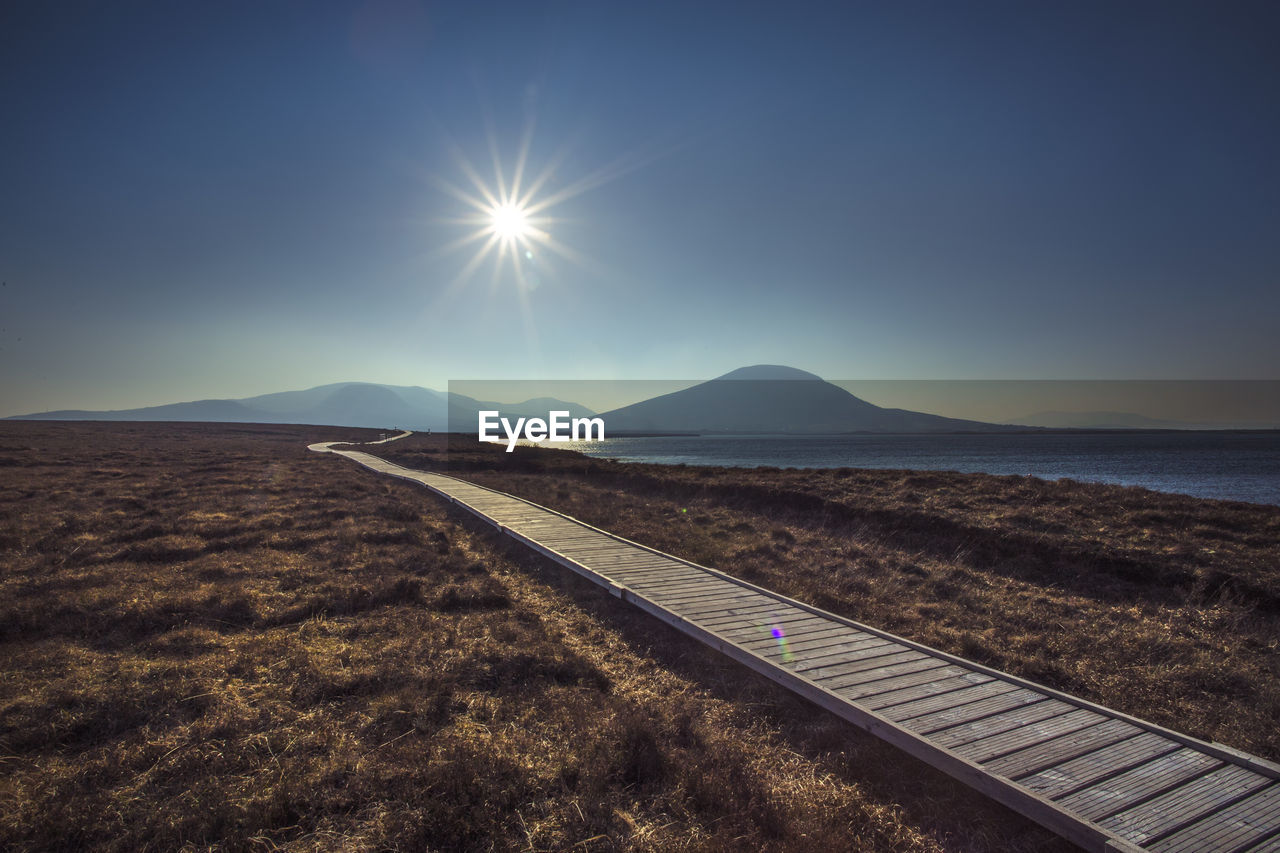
[9,367,1025,434]
[600,365,1016,434]
[7,382,592,432]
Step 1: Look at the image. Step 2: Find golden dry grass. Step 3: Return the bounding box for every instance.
[0,422,1079,852]
[380,434,1280,763]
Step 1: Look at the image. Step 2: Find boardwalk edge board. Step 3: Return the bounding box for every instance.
[311,440,1279,853]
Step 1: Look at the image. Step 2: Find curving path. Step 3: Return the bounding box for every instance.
[312,436,1280,853]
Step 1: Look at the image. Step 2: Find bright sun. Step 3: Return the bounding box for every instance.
[489,203,529,240]
[432,120,648,296]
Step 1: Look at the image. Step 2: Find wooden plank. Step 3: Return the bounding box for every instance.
[692,598,802,620]
[643,591,751,613]
[609,569,709,587]
[1240,830,1280,851]
[518,524,599,536]
[791,647,924,677]
[736,622,867,649]
[954,708,1105,764]
[513,526,602,537]
[678,604,786,626]
[681,600,789,624]
[698,604,812,629]
[525,533,608,546]
[681,596,799,618]
[584,554,688,569]
[496,508,573,518]
[626,579,728,599]
[984,718,1143,780]
[1150,784,1280,853]
[698,610,824,634]
[1017,732,1180,800]
[664,581,761,601]
[764,633,893,661]
[588,560,688,575]
[788,648,924,678]
[696,612,819,638]
[661,595,771,618]
[803,650,947,686]
[494,514,560,527]
[622,571,722,589]
[624,573,737,594]
[506,513,588,531]
[727,618,842,647]
[582,549,681,561]
[568,553,679,567]
[693,615,809,642]
[862,672,997,711]
[641,573,738,591]
[569,542,664,554]
[895,685,1040,729]
[831,661,965,696]
[1058,748,1224,821]
[947,706,1105,758]
[678,594,778,618]
[758,638,885,666]
[530,527,617,538]
[1099,765,1271,845]
[927,699,1075,749]
[509,517,588,532]
[747,635,805,661]
[751,633,890,664]
[578,565,685,581]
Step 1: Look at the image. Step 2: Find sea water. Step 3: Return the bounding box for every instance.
[557,432,1280,506]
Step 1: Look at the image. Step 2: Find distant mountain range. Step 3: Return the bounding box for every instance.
[12,366,1256,433]
[6,382,593,433]
[598,365,1022,433]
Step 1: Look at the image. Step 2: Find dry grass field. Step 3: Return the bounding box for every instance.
[0,421,1095,853]
[382,434,1280,764]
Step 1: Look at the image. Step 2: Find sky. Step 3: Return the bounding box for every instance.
[3,0,1279,417]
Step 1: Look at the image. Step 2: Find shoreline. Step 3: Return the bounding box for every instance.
[532,430,1280,507]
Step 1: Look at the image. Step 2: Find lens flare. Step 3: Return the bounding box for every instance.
[770,622,794,663]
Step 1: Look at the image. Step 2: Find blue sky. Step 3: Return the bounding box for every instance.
[2,0,1278,416]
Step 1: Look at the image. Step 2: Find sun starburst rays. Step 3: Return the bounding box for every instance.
[429,132,629,301]
[423,115,667,362]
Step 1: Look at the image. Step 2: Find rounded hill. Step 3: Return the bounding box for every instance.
[714,365,824,381]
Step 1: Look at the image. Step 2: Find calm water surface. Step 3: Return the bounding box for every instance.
[556,432,1280,506]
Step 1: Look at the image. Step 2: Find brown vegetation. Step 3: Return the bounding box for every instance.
[377,433,1280,764]
[1,422,1082,852]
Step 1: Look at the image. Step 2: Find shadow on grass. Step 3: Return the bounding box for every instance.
[446,504,1072,853]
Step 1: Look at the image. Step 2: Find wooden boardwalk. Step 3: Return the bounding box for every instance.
[312,442,1280,853]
